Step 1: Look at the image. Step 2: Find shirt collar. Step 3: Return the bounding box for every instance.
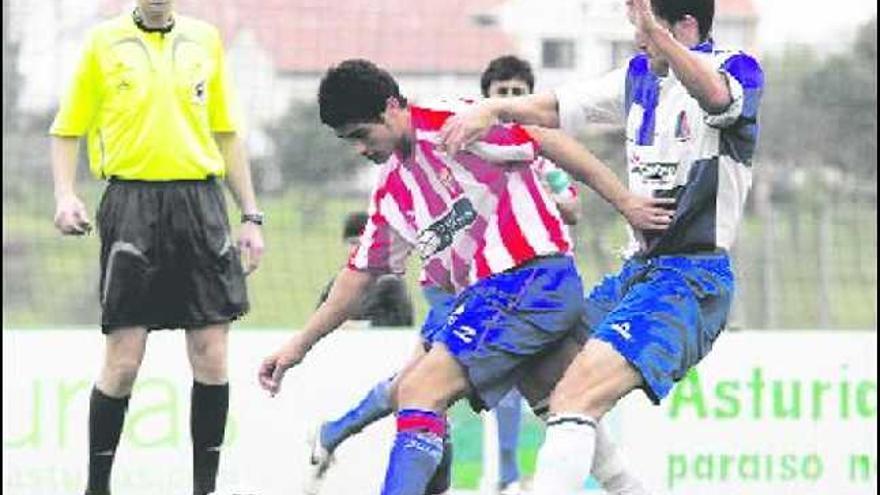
[691,38,714,53]
[132,8,175,34]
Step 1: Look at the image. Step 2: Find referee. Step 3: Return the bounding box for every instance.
[49,1,264,494]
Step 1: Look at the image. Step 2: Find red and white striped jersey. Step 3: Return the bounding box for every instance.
[348,101,573,294]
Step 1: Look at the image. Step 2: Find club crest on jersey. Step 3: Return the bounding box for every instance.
[675,110,691,141]
[192,79,206,105]
[437,167,459,195]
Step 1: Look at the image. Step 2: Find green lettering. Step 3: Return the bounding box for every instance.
[713,381,740,418]
[57,380,89,448]
[802,454,823,481]
[811,380,831,420]
[4,380,41,448]
[747,368,765,419]
[857,381,877,418]
[669,370,707,419]
[667,454,687,489]
[124,378,179,447]
[738,454,760,481]
[780,454,798,481]
[772,380,801,419]
[840,366,851,419]
[695,453,714,481]
[849,453,876,481]
[719,454,735,481]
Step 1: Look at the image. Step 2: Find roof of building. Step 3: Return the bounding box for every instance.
[101,0,756,72]
[101,0,516,73]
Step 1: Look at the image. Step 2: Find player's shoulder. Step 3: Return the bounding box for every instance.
[710,44,761,68]
[711,45,764,88]
[412,97,477,116]
[85,13,135,46]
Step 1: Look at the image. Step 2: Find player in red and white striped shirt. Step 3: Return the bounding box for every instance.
[258,59,672,495]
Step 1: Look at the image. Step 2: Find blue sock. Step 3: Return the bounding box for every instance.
[496,390,522,486]
[320,376,394,452]
[381,409,446,495]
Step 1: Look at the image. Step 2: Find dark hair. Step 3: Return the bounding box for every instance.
[343,211,369,240]
[652,0,715,42]
[318,59,407,129]
[480,55,535,97]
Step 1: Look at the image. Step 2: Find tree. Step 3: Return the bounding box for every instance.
[269,102,365,188]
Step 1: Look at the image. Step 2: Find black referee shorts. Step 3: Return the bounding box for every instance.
[96,178,249,333]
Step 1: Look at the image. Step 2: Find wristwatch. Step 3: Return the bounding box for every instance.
[240,212,265,226]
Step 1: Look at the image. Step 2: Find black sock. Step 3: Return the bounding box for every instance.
[191,381,229,495]
[85,387,130,495]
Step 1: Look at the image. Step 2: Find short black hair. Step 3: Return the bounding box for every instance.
[480,55,535,97]
[652,0,715,42]
[343,211,369,240]
[318,59,407,129]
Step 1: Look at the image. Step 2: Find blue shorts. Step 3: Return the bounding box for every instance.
[421,285,457,344]
[425,255,585,411]
[583,251,734,403]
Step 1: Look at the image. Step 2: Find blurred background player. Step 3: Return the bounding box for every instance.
[317,211,415,328]
[48,1,264,494]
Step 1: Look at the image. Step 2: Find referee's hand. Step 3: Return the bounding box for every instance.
[238,222,265,275]
[53,194,92,235]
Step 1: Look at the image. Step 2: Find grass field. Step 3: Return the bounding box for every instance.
[2,183,876,330]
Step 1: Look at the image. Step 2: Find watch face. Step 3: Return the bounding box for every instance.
[242,213,264,225]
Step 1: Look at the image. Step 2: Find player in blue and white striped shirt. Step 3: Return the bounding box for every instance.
[440,0,764,492]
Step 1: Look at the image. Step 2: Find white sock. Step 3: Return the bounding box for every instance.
[592,421,651,495]
[531,413,597,495]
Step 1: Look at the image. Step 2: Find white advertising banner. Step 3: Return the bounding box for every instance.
[2,329,877,495]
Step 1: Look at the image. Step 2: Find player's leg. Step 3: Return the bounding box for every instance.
[382,344,470,495]
[186,324,230,495]
[319,339,426,452]
[531,253,734,494]
[383,255,586,495]
[175,179,249,495]
[519,334,650,493]
[87,181,156,495]
[86,326,149,495]
[494,389,523,492]
[531,339,642,494]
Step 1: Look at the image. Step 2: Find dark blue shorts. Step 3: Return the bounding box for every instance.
[420,285,457,344]
[424,255,585,410]
[583,252,734,403]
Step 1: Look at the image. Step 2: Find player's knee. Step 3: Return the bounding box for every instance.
[548,380,614,419]
[189,353,228,384]
[396,375,443,410]
[101,357,142,393]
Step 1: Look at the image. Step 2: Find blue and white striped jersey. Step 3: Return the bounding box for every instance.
[555,40,764,256]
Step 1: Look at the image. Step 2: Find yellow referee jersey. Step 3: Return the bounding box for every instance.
[50,13,241,181]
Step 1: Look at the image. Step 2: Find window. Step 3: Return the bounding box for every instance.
[542,39,576,69]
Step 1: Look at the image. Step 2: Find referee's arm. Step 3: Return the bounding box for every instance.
[50,136,92,235]
[215,132,260,216]
[215,132,265,273]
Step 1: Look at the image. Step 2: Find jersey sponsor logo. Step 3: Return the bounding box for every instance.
[416,197,477,260]
[632,162,678,186]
